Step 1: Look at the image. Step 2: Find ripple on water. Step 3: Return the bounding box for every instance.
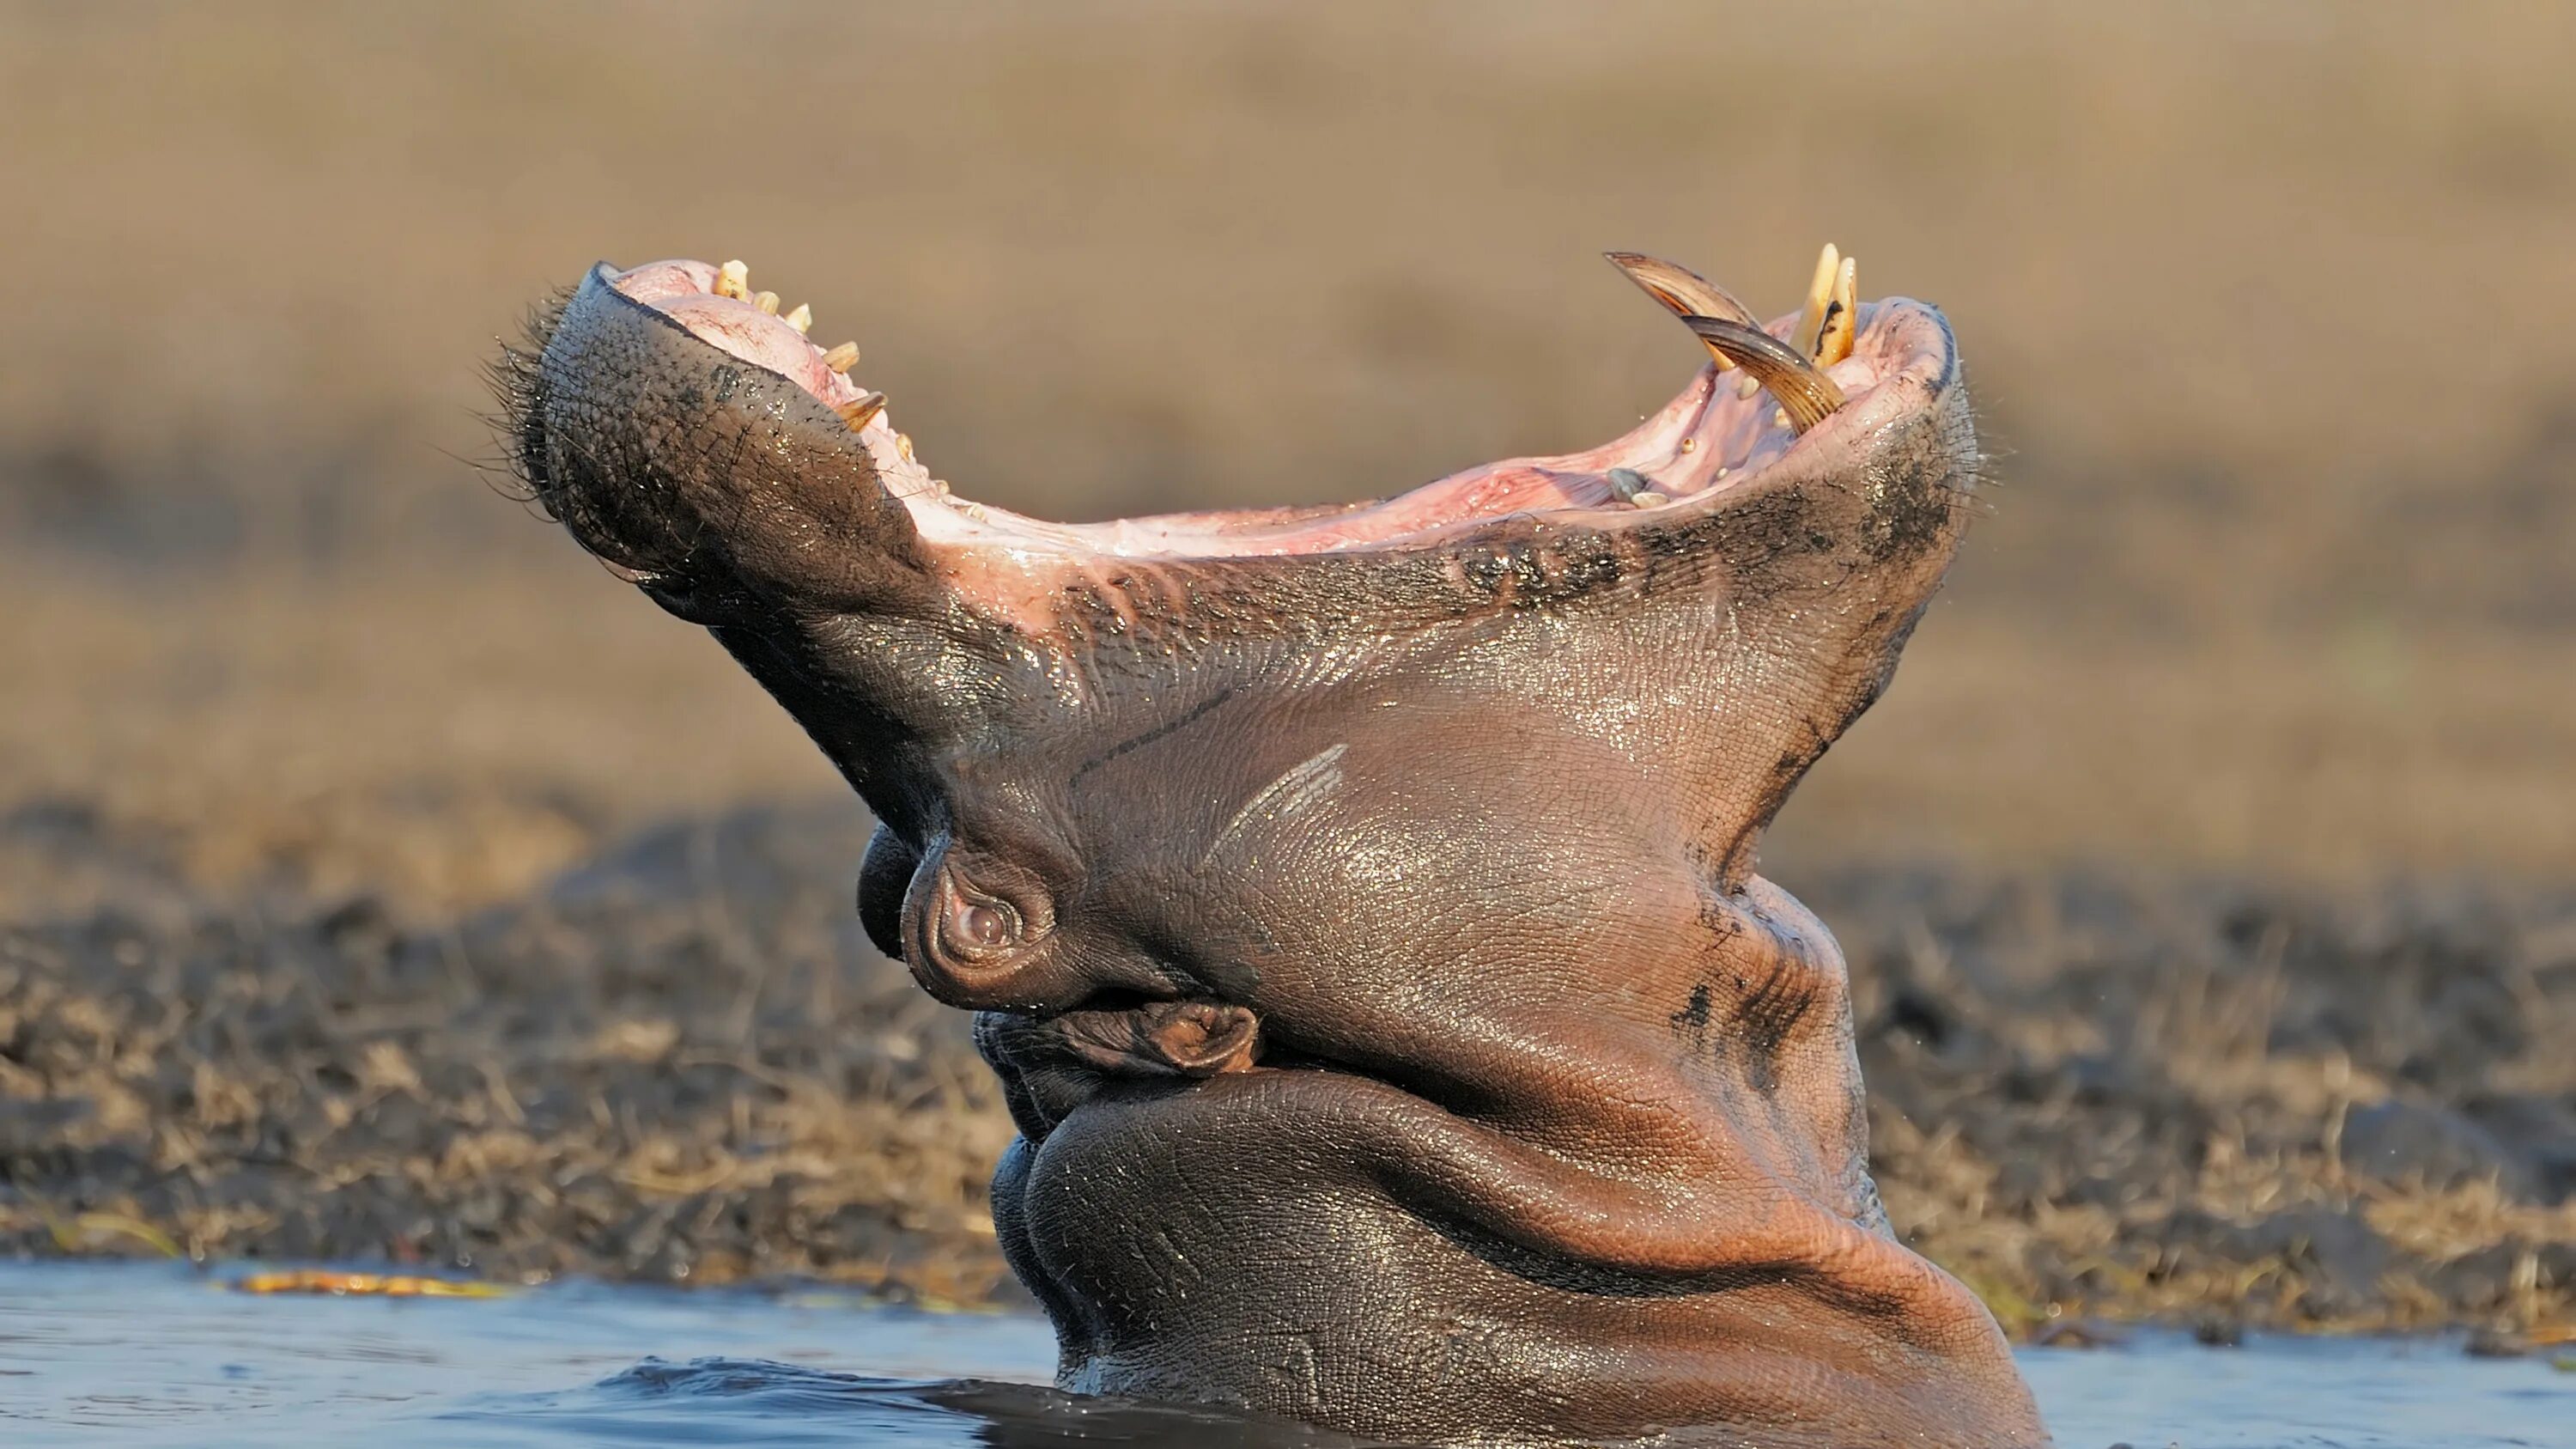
[0,1262,2567,1448]
[443,1357,1364,1446]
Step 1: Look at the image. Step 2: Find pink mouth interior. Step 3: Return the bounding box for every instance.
[608,259,1926,561]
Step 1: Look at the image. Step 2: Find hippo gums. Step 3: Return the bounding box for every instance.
[497,243,2050,1447]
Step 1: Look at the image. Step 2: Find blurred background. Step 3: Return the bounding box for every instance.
[7,0,2571,904]
[2,3,2569,1323]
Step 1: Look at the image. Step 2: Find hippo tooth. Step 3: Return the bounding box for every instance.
[896,432,915,462]
[1790,243,1839,361]
[821,342,860,374]
[753,290,781,315]
[783,302,814,335]
[835,391,886,430]
[1817,257,1858,367]
[1633,490,1670,508]
[715,259,750,301]
[1602,252,1753,371]
[1683,315,1847,433]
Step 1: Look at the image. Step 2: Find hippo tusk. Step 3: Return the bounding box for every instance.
[1682,316,1848,433]
[1789,243,1840,360]
[1818,253,1860,367]
[1604,251,1759,372]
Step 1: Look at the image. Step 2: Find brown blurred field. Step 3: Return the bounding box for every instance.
[3,3,2572,1329]
[3,0,2570,904]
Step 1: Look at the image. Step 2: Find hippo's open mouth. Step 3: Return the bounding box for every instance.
[587,248,1954,578]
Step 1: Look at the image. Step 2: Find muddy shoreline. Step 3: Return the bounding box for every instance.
[3,800,2569,1342]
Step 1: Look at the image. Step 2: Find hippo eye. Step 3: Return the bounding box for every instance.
[911,847,1054,981]
[945,891,1020,954]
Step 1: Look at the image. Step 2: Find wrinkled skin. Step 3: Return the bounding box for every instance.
[501,257,2050,1447]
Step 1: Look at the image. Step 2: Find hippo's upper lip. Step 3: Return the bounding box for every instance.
[590,253,1959,568]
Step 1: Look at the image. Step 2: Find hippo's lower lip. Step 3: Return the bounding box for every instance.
[584,250,1947,587]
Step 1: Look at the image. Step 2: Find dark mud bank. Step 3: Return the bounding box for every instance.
[3,802,2571,1340]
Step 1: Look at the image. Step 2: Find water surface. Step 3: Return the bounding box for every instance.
[0,1263,2565,1447]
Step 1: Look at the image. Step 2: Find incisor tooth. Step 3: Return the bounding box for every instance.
[715,259,750,301]
[1682,315,1847,434]
[1817,256,1857,366]
[783,303,813,335]
[896,432,915,463]
[753,290,780,315]
[1790,243,1838,360]
[821,342,860,374]
[835,391,886,431]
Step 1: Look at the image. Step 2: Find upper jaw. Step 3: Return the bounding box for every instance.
[579,250,1959,565]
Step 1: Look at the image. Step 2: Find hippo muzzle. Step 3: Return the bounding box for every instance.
[499,248,2049,1447]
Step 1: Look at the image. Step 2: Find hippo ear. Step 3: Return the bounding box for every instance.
[856,823,919,958]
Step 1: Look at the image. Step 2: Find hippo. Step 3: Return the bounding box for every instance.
[497,245,2050,1448]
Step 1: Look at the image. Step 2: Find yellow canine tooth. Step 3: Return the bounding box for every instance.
[714,259,750,301]
[820,341,860,374]
[1789,242,1838,361]
[753,289,781,315]
[783,303,813,335]
[835,391,886,431]
[1817,255,1857,366]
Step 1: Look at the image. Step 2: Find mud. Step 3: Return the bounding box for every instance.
[0,805,1014,1308]
[4,801,2568,1341]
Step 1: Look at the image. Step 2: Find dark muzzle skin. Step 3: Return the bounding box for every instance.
[500,254,2050,1447]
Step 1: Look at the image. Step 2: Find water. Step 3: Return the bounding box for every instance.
[0,1263,2567,1447]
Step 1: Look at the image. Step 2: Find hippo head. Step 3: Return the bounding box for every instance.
[501,251,2047,1447]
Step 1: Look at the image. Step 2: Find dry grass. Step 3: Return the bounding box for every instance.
[0,807,1018,1304]
[6,807,2569,1336]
